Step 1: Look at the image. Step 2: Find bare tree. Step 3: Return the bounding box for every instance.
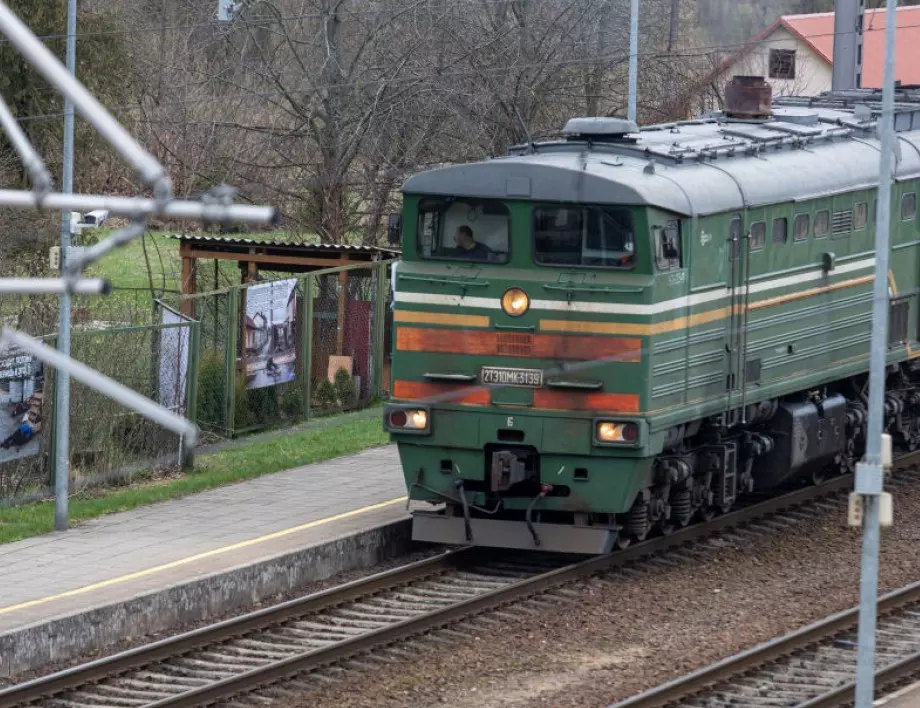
[111,0,720,245]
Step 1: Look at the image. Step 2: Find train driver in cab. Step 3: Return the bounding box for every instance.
[453,224,493,261]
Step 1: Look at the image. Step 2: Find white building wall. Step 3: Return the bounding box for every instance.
[706,27,833,111]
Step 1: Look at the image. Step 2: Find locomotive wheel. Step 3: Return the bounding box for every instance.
[614,534,631,550]
[698,506,715,522]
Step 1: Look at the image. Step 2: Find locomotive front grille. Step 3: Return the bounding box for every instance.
[497,332,533,356]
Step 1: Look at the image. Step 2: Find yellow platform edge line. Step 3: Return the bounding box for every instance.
[0,496,408,617]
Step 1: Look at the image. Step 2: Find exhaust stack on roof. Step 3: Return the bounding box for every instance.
[724,76,773,120]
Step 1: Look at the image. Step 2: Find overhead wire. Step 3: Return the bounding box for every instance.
[12,12,920,129]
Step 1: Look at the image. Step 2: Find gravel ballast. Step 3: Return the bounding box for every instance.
[278,474,920,708]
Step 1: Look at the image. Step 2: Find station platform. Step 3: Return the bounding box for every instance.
[878,680,920,707]
[0,444,415,677]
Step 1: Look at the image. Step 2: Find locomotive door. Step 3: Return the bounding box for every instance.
[725,214,746,410]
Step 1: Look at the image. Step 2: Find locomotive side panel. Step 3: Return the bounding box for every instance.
[388,89,920,553]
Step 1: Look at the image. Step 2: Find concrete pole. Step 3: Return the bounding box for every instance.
[832,0,865,91]
[54,0,77,532]
[853,0,897,704]
[627,0,638,123]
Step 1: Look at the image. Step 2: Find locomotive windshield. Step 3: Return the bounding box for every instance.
[416,197,510,264]
[533,205,635,269]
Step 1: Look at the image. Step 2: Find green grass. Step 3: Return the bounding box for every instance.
[84,229,337,294]
[0,410,391,544]
[85,230,311,291]
[92,232,182,290]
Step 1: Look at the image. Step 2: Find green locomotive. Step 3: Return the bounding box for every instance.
[383,77,920,554]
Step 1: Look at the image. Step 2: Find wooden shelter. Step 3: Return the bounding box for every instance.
[170,234,399,395]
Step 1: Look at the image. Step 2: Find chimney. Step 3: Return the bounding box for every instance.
[724,76,773,120]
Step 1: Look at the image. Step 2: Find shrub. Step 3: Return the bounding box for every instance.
[234,381,279,430]
[196,351,226,428]
[314,379,337,411]
[280,378,307,418]
[334,368,357,409]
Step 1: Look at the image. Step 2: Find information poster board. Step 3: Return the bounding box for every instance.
[159,307,190,413]
[243,278,297,390]
[0,341,44,463]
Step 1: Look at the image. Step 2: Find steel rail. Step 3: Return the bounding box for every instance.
[610,580,920,708]
[0,469,865,708]
[609,454,920,708]
[801,648,920,707]
[0,548,478,708]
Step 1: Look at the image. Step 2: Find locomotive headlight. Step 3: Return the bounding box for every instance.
[596,421,639,444]
[409,410,428,429]
[502,287,530,317]
[385,406,430,434]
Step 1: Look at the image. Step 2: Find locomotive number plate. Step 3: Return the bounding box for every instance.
[480,366,543,387]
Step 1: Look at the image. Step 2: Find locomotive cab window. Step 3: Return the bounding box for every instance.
[654,220,681,271]
[533,205,635,268]
[730,214,742,260]
[417,197,510,263]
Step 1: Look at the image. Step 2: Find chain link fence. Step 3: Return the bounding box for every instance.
[0,259,392,503]
[0,300,197,504]
[177,260,393,436]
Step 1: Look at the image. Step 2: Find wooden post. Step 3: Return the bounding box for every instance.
[239,258,258,386]
[180,241,197,319]
[337,257,348,355]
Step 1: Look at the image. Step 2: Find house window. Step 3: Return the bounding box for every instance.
[769,49,796,80]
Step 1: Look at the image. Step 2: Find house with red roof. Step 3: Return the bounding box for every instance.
[711,5,920,102]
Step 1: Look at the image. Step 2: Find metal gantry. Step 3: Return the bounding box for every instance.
[0,1,276,528]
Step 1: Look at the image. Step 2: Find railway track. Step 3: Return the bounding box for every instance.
[1,463,914,708]
[609,577,920,708]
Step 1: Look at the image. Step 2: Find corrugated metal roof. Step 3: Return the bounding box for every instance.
[169,233,400,254]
